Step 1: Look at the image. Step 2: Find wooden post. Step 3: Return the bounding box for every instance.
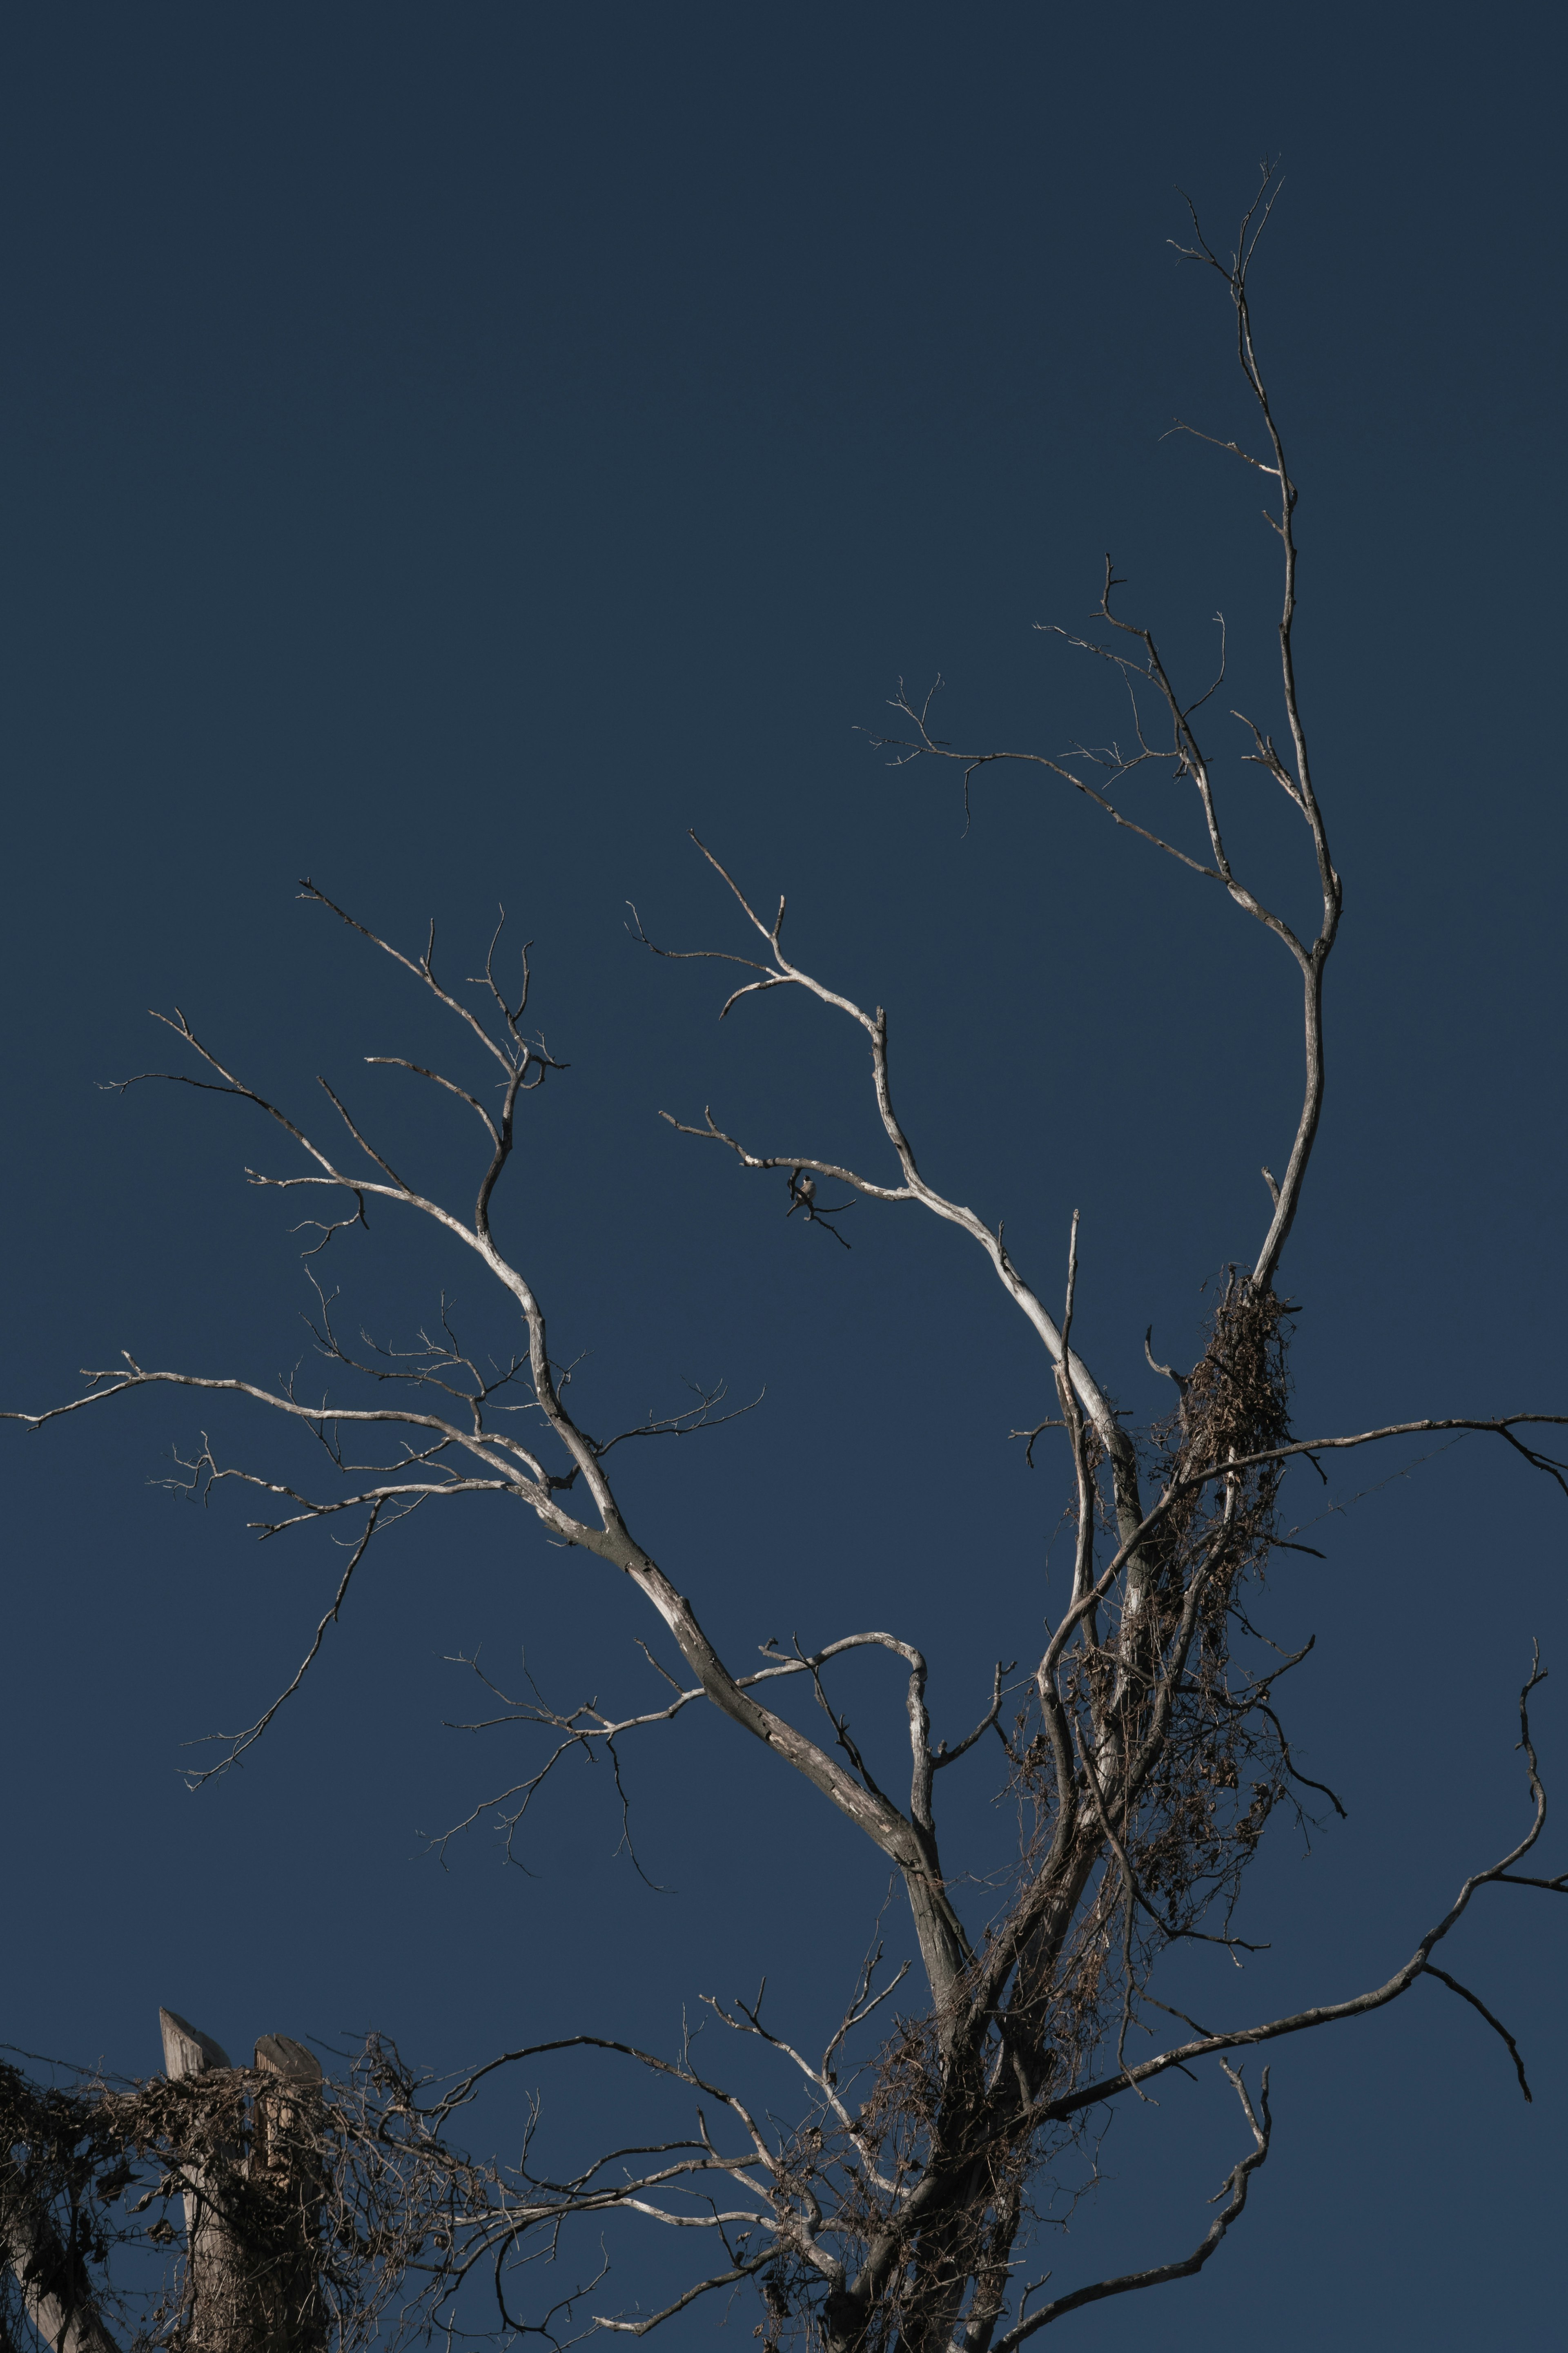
[154,2014,325,2353]
[157,2012,234,2241]
[251,2039,325,2353]
[5,2011,329,2353]
[158,2010,243,2353]
[157,2014,234,2075]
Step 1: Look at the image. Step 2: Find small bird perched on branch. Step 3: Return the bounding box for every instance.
[785,1166,854,1247]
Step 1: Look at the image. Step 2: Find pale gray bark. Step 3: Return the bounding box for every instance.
[2,2202,120,2353]
[3,169,1561,2353]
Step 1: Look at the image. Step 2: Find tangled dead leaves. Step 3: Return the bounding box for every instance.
[1,2039,498,2353]
[2,1287,1331,2353]
[741,1279,1311,2349]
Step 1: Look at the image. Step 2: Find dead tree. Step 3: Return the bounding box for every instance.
[5,171,1565,2349]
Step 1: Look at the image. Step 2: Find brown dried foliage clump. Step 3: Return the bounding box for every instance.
[734,1282,1308,2349]
[1136,1274,1298,1921]
[1,2042,497,2353]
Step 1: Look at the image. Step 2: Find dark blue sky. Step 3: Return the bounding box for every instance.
[3,5,1564,2345]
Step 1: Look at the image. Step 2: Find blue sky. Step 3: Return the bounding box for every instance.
[3,5,1564,2344]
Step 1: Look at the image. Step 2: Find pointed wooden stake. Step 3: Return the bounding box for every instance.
[159,2010,234,2079]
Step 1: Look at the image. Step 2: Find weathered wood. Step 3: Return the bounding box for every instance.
[156,2010,247,2353]
[151,2015,325,2353]
[249,2042,325,2353]
[158,2012,232,2081]
[253,2035,323,2177]
[2,2198,121,2353]
[157,2010,236,2251]
[251,2041,318,2087]
[4,2014,326,2353]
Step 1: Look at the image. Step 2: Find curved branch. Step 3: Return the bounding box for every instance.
[1041,1658,1557,2126]
[993,2066,1271,2347]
